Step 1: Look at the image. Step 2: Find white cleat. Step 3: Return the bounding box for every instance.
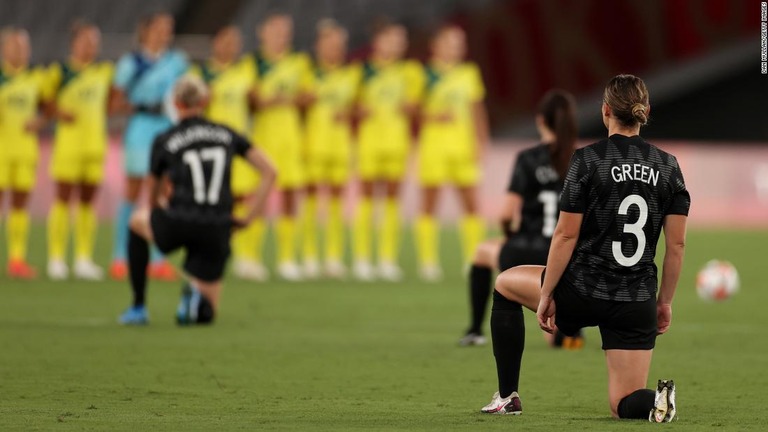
[324,260,347,279]
[233,259,269,281]
[353,261,376,281]
[377,262,403,282]
[481,391,523,415]
[303,259,321,279]
[277,261,303,281]
[649,380,676,423]
[419,264,443,282]
[458,332,487,347]
[47,260,69,280]
[73,259,104,281]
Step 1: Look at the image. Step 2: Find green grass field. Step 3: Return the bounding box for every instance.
[1,226,767,431]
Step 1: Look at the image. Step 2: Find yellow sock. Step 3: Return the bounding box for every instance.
[302,195,319,262]
[8,209,30,262]
[74,203,97,261]
[47,201,69,261]
[276,216,296,264]
[379,198,400,263]
[352,197,373,263]
[325,197,344,262]
[460,214,486,265]
[415,214,438,267]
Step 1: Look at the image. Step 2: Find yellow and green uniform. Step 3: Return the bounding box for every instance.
[302,62,360,264]
[356,59,422,181]
[191,58,256,195]
[417,61,484,186]
[248,51,313,189]
[414,61,486,269]
[0,63,47,191]
[0,63,47,264]
[45,60,114,264]
[305,62,360,186]
[191,57,266,266]
[46,60,114,184]
[353,58,421,266]
[246,50,313,266]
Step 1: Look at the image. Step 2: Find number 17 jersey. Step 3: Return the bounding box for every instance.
[559,134,690,302]
[150,117,251,224]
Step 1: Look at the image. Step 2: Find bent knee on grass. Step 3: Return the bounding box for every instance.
[494,266,544,311]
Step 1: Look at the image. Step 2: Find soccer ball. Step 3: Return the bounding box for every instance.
[696,260,739,301]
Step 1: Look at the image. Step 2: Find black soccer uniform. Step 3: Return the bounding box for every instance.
[498,144,563,271]
[553,134,691,350]
[149,117,252,281]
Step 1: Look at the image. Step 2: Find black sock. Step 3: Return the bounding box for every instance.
[196,294,215,324]
[468,265,493,334]
[617,389,655,419]
[128,229,149,307]
[490,290,525,398]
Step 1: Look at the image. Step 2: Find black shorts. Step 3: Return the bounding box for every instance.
[545,270,658,350]
[498,238,549,271]
[151,209,232,282]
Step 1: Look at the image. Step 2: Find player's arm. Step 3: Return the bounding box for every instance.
[538,149,587,332]
[657,214,687,334]
[236,146,277,227]
[537,210,582,333]
[499,192,523,238]
[472,101,489,158]
[470,65,489,158]
[147,174,164,208]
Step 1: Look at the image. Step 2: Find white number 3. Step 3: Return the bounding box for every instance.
[612,194,648,267]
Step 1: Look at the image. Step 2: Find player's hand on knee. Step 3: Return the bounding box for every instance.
[657,302,672,334]
[537,296,556,334]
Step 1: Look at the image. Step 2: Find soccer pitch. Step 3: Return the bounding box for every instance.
[1,228,766,431]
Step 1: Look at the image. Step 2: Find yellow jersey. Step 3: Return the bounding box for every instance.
[0,64,47,162]
[46,61,114,156]
[420,61,485,149]
[247,51,313,144]
[191,58,255,135]
[305,62,361,155]
[357,59,422,149]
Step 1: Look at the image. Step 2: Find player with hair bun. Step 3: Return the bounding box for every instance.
[482,74,690,422]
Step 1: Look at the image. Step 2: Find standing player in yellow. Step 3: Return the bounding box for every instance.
[302,20,360,279]
[45,22,115,280]
[353,23,421,281]
[414,25,488,281]
[0,27,47,279]
[190,26,264,281]
[248,14,313,281]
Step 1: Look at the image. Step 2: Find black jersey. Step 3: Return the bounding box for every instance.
[150,117,252,224]
[559,134,691,302]
[507,143,563,242]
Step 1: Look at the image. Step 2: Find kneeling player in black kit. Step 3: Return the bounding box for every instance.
[460,90,580,348]
[118,75,277,325]
[482,74,689,422]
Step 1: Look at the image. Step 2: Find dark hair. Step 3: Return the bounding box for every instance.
[603,74,649,127]
[538,89,578,179]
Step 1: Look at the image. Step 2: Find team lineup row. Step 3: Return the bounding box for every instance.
[0,12,488,282]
